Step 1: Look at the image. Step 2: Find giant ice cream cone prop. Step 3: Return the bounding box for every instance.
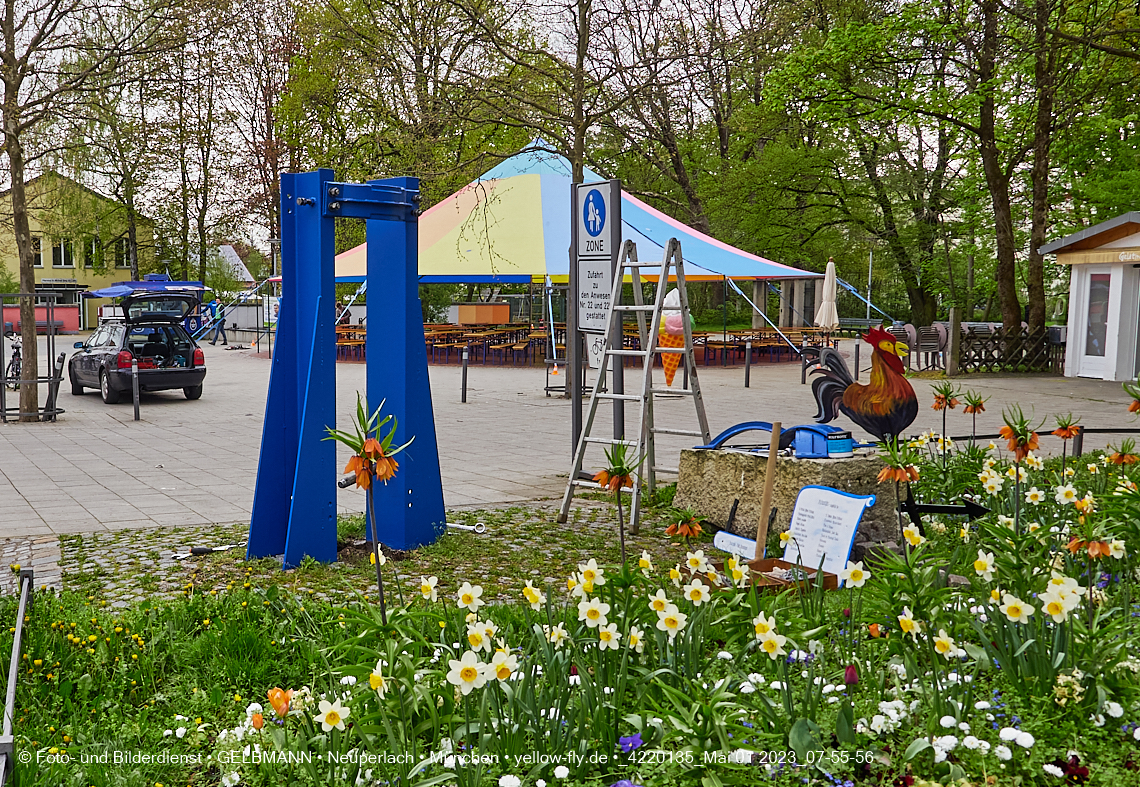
[658,289,687,387]
[659,331,684,386]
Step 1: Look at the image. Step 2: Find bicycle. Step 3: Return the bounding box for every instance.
[4,334,21,390]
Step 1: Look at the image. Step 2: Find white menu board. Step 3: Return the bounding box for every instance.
[782,485,875,585]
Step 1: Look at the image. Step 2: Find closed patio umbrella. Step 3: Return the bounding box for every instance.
[815,258,840,331]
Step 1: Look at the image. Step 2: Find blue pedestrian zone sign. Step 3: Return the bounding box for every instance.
[583,189,606,237]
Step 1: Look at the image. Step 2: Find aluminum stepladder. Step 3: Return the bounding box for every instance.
[557,237,710,533]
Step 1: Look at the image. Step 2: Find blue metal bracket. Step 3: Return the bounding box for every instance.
[248,171,445,568]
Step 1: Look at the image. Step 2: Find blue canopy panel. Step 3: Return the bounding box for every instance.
[85,280,206,298]
[465,145,818,281]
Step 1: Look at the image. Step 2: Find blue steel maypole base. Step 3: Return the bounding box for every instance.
[247,171,445,568]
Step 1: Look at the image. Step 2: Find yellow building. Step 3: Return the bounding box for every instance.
[0,172,155,330]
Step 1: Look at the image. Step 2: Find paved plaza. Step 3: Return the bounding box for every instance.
[0,335,1133,538]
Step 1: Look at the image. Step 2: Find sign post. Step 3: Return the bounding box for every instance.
[569,179,622,455]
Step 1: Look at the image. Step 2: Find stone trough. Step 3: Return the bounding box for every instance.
[673,447,898,550]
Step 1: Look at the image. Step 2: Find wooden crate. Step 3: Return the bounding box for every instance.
[684,558,837,592]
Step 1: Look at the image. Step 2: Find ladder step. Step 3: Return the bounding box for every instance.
[607,349,650,357]
[650,427,704,437]
[584,437,638,446]
[622,262,660,268]
[596,393,641,401]
[572,479,634,492]
[613,305,655,312]
[649,388,695,396]
[654,347,686,353]
[652,466,680,475]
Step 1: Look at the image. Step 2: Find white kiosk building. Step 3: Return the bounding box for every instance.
[1041,211,1140,381]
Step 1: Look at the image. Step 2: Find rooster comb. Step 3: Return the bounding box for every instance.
[862,325,896,346]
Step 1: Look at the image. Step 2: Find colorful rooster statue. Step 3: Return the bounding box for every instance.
[808,327,918,442]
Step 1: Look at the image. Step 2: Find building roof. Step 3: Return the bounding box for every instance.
[1039,211,1140,254]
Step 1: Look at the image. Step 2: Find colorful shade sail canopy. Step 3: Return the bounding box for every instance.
[333,143,820,284]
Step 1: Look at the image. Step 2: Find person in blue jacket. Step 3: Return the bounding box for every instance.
[209,299,227,345]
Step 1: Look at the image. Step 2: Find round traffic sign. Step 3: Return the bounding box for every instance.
[583,189,606,237]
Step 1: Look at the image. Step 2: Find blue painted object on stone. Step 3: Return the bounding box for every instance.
[248,171,445,567]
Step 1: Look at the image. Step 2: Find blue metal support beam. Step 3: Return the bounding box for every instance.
[248,171,443,567]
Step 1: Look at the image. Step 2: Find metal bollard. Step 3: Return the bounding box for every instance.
[131,357,140,421]
[854,340,860,380]
[1071,424,1083,457]
[461,346,469,403]
[800,341,808,384]
[744,340,752,387]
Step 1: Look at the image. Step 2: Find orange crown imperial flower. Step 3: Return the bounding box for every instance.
[999,425,1039,461]
[665,518,703,539]
[593,470,630,492]
[932,394,960,411]
[1068,538,1110,559]
[1130,400,1140,413]
[1053,425,1080,439]
[963,402,985,414]
[1110,451,1139,465]
[877,465,919,483]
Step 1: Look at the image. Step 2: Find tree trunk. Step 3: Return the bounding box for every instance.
[979,0,1021,332]
[5,111,39,419]
[178,55,191,281]
[1026,0,1055,334]
[570,0,588,184]
[125,181,140,281]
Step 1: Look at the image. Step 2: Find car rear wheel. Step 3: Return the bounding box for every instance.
[184,384,203,400]
[100,370,120,404]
